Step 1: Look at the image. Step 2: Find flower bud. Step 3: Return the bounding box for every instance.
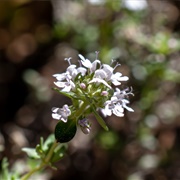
[80,83,86,89]
[81,127,91,134]
[101,91,108,96]
[78,118,91,135]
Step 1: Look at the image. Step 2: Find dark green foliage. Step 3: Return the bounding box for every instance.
[55,118,77,143]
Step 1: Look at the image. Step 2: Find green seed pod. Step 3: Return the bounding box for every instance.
[55,119,77,143]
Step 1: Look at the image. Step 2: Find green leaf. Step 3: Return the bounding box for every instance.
[0,158,20,180]
[55,118,77,143]
[35,144,44,157]
[0,158,9,180]
[40,137,44,149]
[22,148,40,159]
[52,87,78,99]
[42,134,55,152]
[35,135,57,158]
[84,95,109,131]
[92,105,109,131]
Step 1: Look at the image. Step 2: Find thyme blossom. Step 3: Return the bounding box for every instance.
[52,52,134,136]
[102,88,134,117]
[52,104,71,122]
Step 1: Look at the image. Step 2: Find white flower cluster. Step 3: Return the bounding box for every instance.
[53,58,87,92]
[53,55,129,92]
[102,88,134,117]
[52,53,134,132]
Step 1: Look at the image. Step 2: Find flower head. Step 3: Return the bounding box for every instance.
[52,52,134,138]
[101,87,134,117]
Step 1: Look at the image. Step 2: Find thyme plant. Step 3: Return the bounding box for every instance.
[0,52,134,180]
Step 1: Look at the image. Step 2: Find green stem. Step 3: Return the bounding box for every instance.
[44,141,58,163]
[75,101,89,118]
[20,163,45,180]
[20,141,58,180]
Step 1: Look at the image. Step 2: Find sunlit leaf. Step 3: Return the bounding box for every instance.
[52,87,78,99]
[22,148,40,159]
[92,105,109,131]
[42,134,55,152]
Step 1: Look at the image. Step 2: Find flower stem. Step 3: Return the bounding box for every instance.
[75,101,89,118]
[20,141,59,180]
[20,163,45,180]
[44,141,58,163]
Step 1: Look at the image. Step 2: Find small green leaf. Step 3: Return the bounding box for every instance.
[35,137,44,157]
[0,158,9,180]
[84,95,109,131]
[35,135,57,158]
[22,148,40,159]
[92,105,109,131]
[42,134,55,152]
[55,118,77,143]
[40,137,44,149]
[36,144,44,157]
[52,87,78,99]
[0,158,20,180]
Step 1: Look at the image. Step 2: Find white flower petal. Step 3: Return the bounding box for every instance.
[94,69,107,79]
[100,108,108,117]
[111,96,118,102]
[104,106,112,116]
[54,81,66,88]
[82,59,92,68]
[79,54,92,68]
[78,54,86,61]
[119,76,129,81]
[61,85,72,92]
[89,78,112,89]
[114,72,122,77]
[102,64,113,80]
[52,113,61,120]
[71,70,78,79]
[122,99,130,103]
[103,64,113,73]
[77,67,87,76]
[61,117,68,123]
[112,79,121,86]
[69,80,75,90]
[124,106,134,112]
[91,60,101,72]
[113,110,124,117]
[52,107,59,113]
[113,105,124,117]
[67,65,76,72]
[115,88,121,93]
[53,73,66,81]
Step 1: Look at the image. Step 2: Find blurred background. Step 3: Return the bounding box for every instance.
[0,0,180,179]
